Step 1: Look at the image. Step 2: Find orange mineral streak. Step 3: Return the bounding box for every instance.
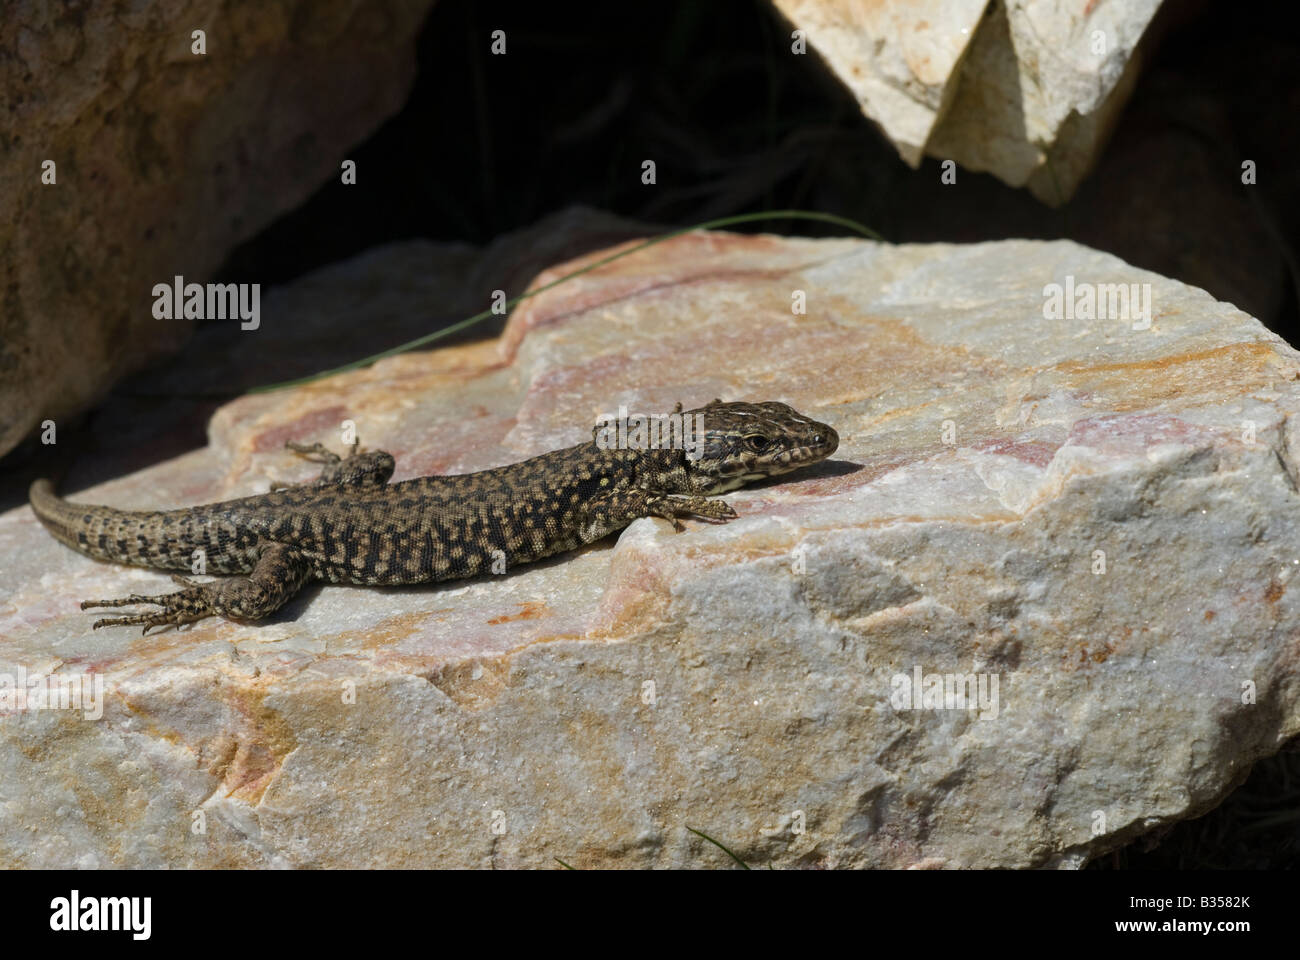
[1054,342,1295,410]
[116,673,298,806]
[210,684,299,804]
[486,600,548,625]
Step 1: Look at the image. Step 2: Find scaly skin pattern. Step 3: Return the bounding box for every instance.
[29,400,838,632]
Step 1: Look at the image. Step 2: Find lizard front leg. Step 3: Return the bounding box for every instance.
[80,543,312,633]
[572,488,738,543]
[272,438,395,489]
[644,493,738,531]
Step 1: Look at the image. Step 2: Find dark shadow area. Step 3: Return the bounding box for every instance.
[1091,735,1300,870]
[742,457,864,491]
[254,582,327,627]
[216,0,1298,339]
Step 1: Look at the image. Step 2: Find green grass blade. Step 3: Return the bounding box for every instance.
[246,209,882,394]
[686,825,751,869]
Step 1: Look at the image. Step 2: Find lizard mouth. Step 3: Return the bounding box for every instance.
[767,425,840,473]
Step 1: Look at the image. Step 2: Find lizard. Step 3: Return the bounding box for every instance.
[28,399,838,632]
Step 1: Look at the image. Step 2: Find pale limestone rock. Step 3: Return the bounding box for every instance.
[2,229,1298,868]
[929,0,1165,204]
[774,0,1165,204]
[0,0,435,457]
[771,0,988,166]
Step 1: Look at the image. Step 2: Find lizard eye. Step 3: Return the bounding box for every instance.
[745,434,771,452]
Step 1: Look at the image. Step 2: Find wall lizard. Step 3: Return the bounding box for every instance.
[29,400,838,632]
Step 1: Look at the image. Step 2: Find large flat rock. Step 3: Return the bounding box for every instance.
[2,230,1297,868]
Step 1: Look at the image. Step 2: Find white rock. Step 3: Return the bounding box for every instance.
[2,228,1296,868]
[773,0,1166,203]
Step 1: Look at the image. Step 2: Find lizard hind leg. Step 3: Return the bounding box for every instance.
[273,439,395,489]
[81,544,313,633]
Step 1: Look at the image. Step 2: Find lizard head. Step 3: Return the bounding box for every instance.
[684,399,839,494]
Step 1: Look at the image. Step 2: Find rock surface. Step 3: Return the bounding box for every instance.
[773,0,1165,204]
[0,0,435,458]
[2,229,1299,868]
[929,0,1165,204]
[770,0,987,167]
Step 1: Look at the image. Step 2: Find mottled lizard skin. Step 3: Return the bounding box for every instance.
[29,400,838,632]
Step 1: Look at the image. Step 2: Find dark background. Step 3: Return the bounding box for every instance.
[220,0,1299,350]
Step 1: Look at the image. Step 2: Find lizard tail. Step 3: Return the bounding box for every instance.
[29,478,84,550]
[28,478,190,571]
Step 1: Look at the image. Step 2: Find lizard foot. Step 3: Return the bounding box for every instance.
[273,439,394,489]
[647,495,738,532]
[285,440,346,464]
[81,576,217,634]
[270,441,340,490]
